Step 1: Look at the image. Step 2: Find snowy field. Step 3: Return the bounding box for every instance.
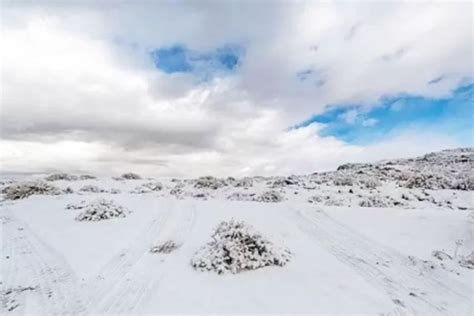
[1,149,473,315]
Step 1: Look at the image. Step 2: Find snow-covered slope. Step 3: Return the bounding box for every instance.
[1,148,473,314]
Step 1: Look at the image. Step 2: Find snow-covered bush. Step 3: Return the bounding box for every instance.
[79,185,106,193]
[454,176,474,191]
[79,174,96,180]
[191,219,291,274]
[44,173,78,181]
[170,182,185,197]
[432,250,452,261]
[0,180,15,195]
[307,195,330,204]
[150,240,180,254]
[254,190,284,203]
[358,195,402,208]
[336,162,373,171]
[432,249,474,270]
[194,176,227,190]
[402,173,451,190]
[131,182,163,194]
[75,199,130,222]
[227,192,256,201]
[232,177,254,188]
[270,176,299,188]
[3,181,61,200]
[118,173,141,180]
[358,176,380,189]
[63,187,74,194]
[66,200,86,210]
[323,198,345,207]
[458,251,474,269]
[193,193,209,200]
[333,176,354,186]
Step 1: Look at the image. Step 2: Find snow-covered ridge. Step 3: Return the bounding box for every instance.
[2,147,472,210]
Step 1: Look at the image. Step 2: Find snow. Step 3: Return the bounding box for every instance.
[1,148,473,314]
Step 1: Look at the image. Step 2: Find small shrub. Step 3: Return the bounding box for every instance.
[432,250,452,261]
[307,195,330,204]
[66,200,86,210]
[458,251,474,269]
[358,176,380,189]
[3,181,61,200]
[44,173,78,181]
[119,173,141,180]
[75,199,130,222]
[131,182,163,194]
[191,219,291,274]
[194,176,227,190]
[324,198,345,207]
[454,177,474,191]
[270,177,298,188]
[79,185,106,193]
[63,187,74,194]
[170,182,185,197]
[150,240,180,254]
[227,192,256,201]
[333,176,354,186]
[232,177,254,188]
[402,173,450,190]
[254,190,284,203]
[358,195,401,208]
[193,193,209,200]
[79,174,96,180]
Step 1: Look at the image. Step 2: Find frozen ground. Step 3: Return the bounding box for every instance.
[1,148,473,315]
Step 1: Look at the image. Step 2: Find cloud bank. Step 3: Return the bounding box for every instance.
[0,2,472,176]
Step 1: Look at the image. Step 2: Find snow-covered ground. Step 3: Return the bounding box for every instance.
[1,148,473,315]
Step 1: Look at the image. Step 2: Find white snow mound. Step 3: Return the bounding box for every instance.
[191,219,291,274]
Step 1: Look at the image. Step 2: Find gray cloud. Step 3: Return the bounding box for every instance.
[0,2,472,176]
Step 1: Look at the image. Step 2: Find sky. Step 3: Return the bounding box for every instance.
[0,1,473,177]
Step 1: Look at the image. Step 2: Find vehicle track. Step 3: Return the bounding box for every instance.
[82,198,173,310]
[1,209,85,315]
[86,199,197,314]
[295,207,472,315]
[1,213,31,314]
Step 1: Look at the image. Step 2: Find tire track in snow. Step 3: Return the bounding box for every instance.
[82,199,173,311]
[86,199,197,314]
[1,209,85,315]
[1,213,32,314]
[295,208,472,315]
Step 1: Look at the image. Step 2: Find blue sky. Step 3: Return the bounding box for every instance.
[150,44,243,80]
[297,83,473,145]
[150,43,472,148]
[151,42,472,147]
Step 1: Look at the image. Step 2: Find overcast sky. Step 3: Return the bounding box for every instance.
[1,1,473,177]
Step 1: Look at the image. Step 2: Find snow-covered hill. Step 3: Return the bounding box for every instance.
[1,148,473,314]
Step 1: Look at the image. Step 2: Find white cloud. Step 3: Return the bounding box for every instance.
[361,118,379,127]
[390,100,405,112]
[340,109,360,124]
[0,2,472,176]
